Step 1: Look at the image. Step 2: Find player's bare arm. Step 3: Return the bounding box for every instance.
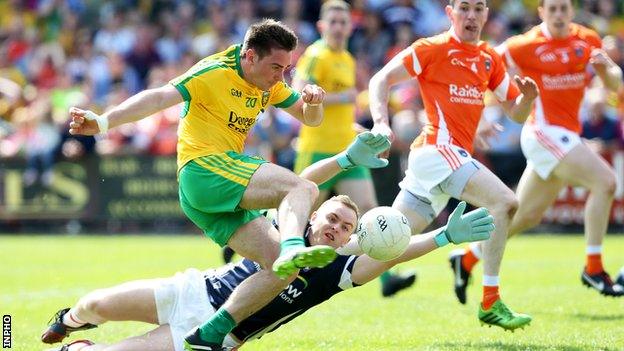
[369,48,413,140]
[298,156,343,186]
[283,84,325,127]
[68,84,183,135]
[590,48,623,92]
[500,75,539,123]
[298,132,390,185]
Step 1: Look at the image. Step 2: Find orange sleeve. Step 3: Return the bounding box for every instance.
[402,39,430,77]
[501,35,524,69]
[488,48,520,102]
[586,29,603,50]
[573,24,602,50]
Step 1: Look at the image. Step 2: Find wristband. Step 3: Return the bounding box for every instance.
[306,101,321,106]
[84,110,109,134]
[434,229,450,247]
[335,152,355,170]
[341,93,352,104]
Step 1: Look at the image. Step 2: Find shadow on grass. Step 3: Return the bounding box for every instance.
[436,341,618,351]
[569,312,624,321]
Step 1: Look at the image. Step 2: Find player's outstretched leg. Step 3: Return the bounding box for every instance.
[581,268,624,297]
[381,271,416,297]
[478,299,532,331]
[41,308,97,344]
[239,163,335,279]
[272,243,337,279]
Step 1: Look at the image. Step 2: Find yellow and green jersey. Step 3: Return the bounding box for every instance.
[170,44,300,171]
[295,40,356,153]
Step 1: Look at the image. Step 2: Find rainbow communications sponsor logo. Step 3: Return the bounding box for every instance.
[449,84,484,105]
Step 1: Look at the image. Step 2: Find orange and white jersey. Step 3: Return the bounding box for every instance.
[498,23,602,134]
[402,30,519,154]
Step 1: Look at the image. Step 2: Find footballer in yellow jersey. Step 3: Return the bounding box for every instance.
[294,38,374,195]
[295,39,356,154]
[170,44,300,172]
[293,0,415,298]
[68,20,344,350]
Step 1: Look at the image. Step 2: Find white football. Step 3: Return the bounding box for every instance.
[356,206,411,261]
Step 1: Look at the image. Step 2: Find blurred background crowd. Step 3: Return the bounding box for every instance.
[1,0,624,230]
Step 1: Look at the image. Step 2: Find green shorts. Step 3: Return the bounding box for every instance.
[178,152,267,247]
[294,151,371,191]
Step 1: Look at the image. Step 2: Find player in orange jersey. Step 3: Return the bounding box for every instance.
[451,0,624,300]
[365,0,539,331]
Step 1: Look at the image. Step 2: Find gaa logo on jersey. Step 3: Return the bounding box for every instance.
[574,47,583,58]
[484,59,491,71]
[458,149,468,157]
[561,136,569,143]
[262,91,270,108]
[231,88,242,98]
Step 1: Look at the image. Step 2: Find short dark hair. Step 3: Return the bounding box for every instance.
[242,19,298,59]
[320,0,351,19]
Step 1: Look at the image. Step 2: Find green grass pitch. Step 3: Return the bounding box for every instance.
[2,235,624,350]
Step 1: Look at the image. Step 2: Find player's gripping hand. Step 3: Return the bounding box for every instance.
[434,201,494,247]
[513,75,539,101]
[68,107,108,135]
[336,131,390,170]
[301,84,326,106]
[590,48,615,72]
[371,123,394,159]
[371,123,394,142]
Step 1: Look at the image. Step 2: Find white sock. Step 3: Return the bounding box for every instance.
[62,309,86,328]
[469,242,482,259]
[586,245,602,255]
[483,275,499,287]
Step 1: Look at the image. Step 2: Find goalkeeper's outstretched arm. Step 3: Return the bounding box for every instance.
[298,131,390,185]
[350,202,495,285]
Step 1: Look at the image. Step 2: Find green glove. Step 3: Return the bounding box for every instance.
[336,132,390,170]
[434,201,495,247]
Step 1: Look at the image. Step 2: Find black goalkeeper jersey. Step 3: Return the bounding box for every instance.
[203,249,359,343]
